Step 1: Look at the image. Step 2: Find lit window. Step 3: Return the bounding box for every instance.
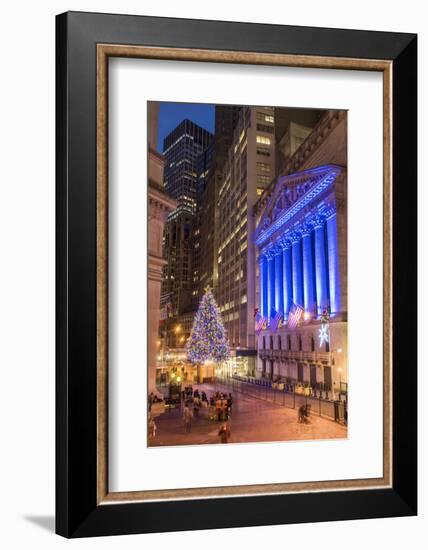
[256,135,271,145]
[257,174,270,185]
[257,162,271,172]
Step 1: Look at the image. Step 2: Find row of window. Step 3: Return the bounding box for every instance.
[256,112,274,124]
[261,334,330,353]
[256,135,271,145]
[256,123,274,134]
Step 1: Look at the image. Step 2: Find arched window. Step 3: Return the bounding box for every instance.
[270,335,274,349]
[278,335,282,350]
[298,335,302,351]
[311,335,315,352]
[262,336,266,350]
[287,335,291,350]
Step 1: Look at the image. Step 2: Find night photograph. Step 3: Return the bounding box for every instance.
[147,101,348,446]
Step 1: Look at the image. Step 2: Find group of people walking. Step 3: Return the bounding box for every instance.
[182,386,233,443]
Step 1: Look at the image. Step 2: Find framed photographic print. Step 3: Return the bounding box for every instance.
[56,11,417,537]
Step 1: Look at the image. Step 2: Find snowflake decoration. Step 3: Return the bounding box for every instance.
[319,323,329,348]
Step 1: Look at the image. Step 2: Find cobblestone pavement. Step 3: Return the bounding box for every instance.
[149,382,347,447]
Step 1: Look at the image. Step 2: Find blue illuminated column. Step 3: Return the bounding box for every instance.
[281,239,293,318]
[313,215,329,315]
[258,254,268,317]
[267,250,275,317]
[274,245,284,314]
[291,232,304,307]
[301,224,316,315]
[326,210,341,315]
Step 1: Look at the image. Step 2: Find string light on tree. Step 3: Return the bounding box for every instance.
[186,287,230,364]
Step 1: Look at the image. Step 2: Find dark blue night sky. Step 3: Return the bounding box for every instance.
[157,102,215,152]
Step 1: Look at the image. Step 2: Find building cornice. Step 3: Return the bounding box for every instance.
[254,164,344,248]
[149,182,177,212]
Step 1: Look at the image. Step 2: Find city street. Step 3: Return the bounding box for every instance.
[149,382,347,447]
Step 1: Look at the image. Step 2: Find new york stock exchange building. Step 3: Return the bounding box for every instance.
[252,111,348,398]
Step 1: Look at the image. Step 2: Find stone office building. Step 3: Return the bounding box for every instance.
[147,102,177,391]
[216,106,276,371]
[253,110,348,395]
[161,119,213,343]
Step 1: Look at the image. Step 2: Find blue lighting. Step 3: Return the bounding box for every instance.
[259,256,268,318]
[283,245,293,318]
[274,249,284,314]
[256,164,344,323]
[291,238,304,308]
[267,255,275,318]
[314,222,329,315]
[302,231,316,313]
[254,165,342,247]
[326,213,341,314]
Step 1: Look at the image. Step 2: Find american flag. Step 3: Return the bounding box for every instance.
[270,308,282,333]
[255,312,265,335]
[287,303,304,330]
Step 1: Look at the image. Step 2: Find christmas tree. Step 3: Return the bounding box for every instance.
[186,288,230,364]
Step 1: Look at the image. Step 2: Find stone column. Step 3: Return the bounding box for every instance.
[267,250,275,317]
[258,254,268,318]
[301,224,316,315]
[313,215,329,315]
[274,245,284,314]
[326,210,341,316]
[147,172,176,393]
[281,239,293,318]
[291,232,304,307]
[148,256,167,392]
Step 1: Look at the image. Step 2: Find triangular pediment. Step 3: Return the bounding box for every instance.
[253,164,344,248]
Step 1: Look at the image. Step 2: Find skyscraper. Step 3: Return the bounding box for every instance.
[216,106,276,374]
[161,119,213,345]
[163,119,213,215]
[197,106,242,298]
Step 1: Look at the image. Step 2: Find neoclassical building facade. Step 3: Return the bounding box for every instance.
[147,103,177,392]
[253,161,347,395]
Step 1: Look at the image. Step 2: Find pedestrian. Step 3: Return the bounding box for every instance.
[148,414,156,441]
[209,395,215,420]
[215,396,222,421]
[193,395,200,418]
[148,392,155,412]
[222,397,228,421]
[227,393,233,415]
[183,404,193,433]
[218,422,231,443]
